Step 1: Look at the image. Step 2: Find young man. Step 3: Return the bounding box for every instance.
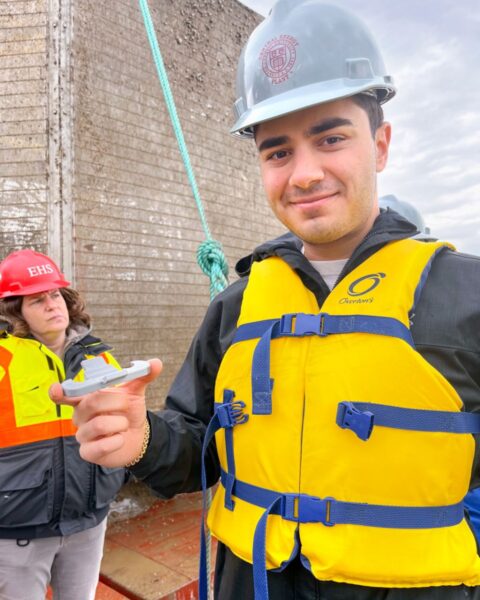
[52,1,480,599]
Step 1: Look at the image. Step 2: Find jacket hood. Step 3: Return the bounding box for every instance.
[64,324,92,354]
[235,208,418,277]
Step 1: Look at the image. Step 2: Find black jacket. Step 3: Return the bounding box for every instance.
[132,209,480,598]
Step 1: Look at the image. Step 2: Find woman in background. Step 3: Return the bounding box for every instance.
[0,249,126,600]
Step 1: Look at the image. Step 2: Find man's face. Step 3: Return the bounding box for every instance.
[256,98,391,260]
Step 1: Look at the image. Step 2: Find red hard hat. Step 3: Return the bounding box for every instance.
[0,249,70,299]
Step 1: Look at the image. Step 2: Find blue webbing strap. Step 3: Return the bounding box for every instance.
[233,313,414,346]
[411,245,449,317]
[219,469,464,600]
[234,313,413,345]
[253,496,283,600]
[222,390,241,510]
[233,319,278,343]
[199,407,222,600]
[247,313,413,414]
[337,400,480,441]
[199,393,248,600]
[320,315,413,342]
[251,321,279,415]
[220,470,464,528]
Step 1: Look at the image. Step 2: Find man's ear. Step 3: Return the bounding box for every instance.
[375,122,391,173]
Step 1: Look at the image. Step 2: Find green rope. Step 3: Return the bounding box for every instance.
[138,0,229,300]
[197,239,229,300]
[138,2,230,597]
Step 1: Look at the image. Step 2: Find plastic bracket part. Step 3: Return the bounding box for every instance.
[61,356,151,397]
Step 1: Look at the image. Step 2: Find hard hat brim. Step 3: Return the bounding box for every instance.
[0,280,70,299]
[231,77,396,138]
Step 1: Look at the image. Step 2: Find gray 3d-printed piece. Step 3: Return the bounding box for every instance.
[62,357,151,397]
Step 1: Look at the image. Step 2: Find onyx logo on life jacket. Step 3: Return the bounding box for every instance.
[339,272,386,304]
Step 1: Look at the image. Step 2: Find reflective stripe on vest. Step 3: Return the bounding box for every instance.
[205,239,480,595]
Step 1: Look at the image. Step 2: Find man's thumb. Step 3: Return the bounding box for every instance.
[120,358,163,395]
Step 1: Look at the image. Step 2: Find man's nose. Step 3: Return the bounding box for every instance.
[288,150,325,190]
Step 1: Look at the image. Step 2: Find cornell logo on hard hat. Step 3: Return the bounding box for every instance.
[260,35,298,84]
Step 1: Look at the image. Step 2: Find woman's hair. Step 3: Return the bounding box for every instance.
[0,288,91,338]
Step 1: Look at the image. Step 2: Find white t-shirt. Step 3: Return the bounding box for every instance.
[309,258,348,291]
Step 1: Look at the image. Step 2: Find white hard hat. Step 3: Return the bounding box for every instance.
[232,0,395,137]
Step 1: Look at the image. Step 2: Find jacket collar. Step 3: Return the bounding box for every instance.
[235,208,418,278]
[235,209,418,302]
[63,324,92,355]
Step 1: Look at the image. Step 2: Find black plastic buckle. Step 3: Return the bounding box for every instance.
[336,401,374,441]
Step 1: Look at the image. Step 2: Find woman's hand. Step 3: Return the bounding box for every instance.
[49,358,163,468]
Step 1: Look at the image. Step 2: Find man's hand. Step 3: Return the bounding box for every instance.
[49,358,163,468]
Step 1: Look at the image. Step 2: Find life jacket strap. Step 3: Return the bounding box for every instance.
[220,469,463,528]
[234,313,413,344]
[239,313,413,415]
[199,390,248,600]
[218,470,464,600]
[337,401,480,441]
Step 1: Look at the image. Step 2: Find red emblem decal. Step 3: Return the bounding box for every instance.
[260,35,298,85]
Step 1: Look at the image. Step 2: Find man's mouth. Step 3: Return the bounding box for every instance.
[290,192,339,207]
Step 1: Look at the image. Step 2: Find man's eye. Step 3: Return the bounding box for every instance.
[323,135,344,146]
[268,149,289,160]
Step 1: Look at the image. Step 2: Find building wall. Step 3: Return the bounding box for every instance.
[0,1,284,410]
[71,0,283,408]
[0,0,50,255]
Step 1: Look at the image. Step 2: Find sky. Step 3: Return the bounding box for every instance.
[237,0,480,254]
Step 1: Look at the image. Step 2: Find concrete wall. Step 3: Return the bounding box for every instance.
[0,1,284,409]
[0,0,49,254]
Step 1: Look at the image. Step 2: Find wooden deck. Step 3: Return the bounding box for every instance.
[99,492,215,600]
[46,491,212,599]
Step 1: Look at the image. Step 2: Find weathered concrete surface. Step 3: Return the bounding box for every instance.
[71,0,281,408]
[0,1,284,409]
[0,0,49,254]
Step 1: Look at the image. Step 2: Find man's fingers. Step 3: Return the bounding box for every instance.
[49,382,79,406]
[74,414,129,442]
[78,433,126,464]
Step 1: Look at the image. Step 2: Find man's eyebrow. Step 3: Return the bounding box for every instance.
[257,135,289,153]
[307,117,353,136]
[257,117,354,152]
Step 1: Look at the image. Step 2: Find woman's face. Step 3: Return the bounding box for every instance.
[21,288,69,342]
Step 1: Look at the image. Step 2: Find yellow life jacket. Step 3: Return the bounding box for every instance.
[206,239,480,592]
[0,334,119,448]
